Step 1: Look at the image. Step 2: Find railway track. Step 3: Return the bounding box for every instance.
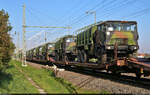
[66,66,150,90]
[26,61,150,94]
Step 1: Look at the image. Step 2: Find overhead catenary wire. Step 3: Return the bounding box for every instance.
[96,0,138,20]
[25,1,100,49]
[68,0,108,26]
[65,0,122,35]
[71,0,137,28]
[69,0,120,31]
[27,0,88,33]
[26,0,112,38]
[121,7,150,20]
[28,7,60,26]
[69,0,126,27]
[25,5,72,49]
[45,0,102,35]
[26,7,45,26]
[25,0,150,51]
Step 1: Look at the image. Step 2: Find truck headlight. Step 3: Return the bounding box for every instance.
[130,46,137,50]
[134,46,137,50]
[106,32,110,35]
[107,46,111,49]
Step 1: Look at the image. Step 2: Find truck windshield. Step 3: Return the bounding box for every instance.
[48,44,54,49]
[107,23,136,32]
[66,38,74,43]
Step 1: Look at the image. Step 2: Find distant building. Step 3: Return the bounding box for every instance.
[137,53,146,58]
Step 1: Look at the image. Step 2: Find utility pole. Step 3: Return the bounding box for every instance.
[45,31,47,43]
[17,31,20,61]
[22,4,27,67]
[86,11,96,24]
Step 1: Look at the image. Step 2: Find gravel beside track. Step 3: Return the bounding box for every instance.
[27,61,150,94]
[57,70,150,94]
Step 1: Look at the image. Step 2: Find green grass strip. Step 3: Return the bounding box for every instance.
[0,60,39,94]
[14,60,109,94]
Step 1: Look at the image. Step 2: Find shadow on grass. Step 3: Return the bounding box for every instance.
[51,72,78,94]
[0,66,13,91]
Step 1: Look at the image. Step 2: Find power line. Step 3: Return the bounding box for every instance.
[26,7,44,25]
[56,0,89,25]
[68,0,98,21]
[26,0,109,38]
[98,0,137,19]
[69,0,107,26]
[70,0,137,35]
[25,2,81,42]
[122,7,150,19]
[27,1,100,42]
[50,0,101,33]
[69,0,121,27]
[28,7,60,25]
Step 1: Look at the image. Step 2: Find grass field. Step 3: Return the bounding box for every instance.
[0,60,108,94]
[0,61,39,94]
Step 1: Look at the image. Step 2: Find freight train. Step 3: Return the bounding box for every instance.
[25,20,150,78]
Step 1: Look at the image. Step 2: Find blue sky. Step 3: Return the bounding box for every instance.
[0,0,150,53]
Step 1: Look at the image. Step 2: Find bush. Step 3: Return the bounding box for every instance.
[0,9,15,71]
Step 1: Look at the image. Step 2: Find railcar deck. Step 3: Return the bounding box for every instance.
[49,57,150,77]
[27,56,150,78]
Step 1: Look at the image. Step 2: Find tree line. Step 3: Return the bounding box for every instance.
[0,9,15,71]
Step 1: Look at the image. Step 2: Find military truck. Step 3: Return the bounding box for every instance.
[26,42,55,63]
[55,35,76,62]
[76,20,139,64]
[26,50,32,61]
[40,42,55,61]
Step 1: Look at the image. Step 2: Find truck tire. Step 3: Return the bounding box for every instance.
[55,53,59,61]
[81,50,88,63]
[78,50,82,62]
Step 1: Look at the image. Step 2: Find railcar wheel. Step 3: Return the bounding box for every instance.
[112,71,121,76]
[136,73,141,79]
[92,69,96,72]
[65,65,71,70]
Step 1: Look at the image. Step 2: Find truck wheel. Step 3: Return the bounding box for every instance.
[81,50,87,63]
[78,50,82,62]
[55,53,59,61]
